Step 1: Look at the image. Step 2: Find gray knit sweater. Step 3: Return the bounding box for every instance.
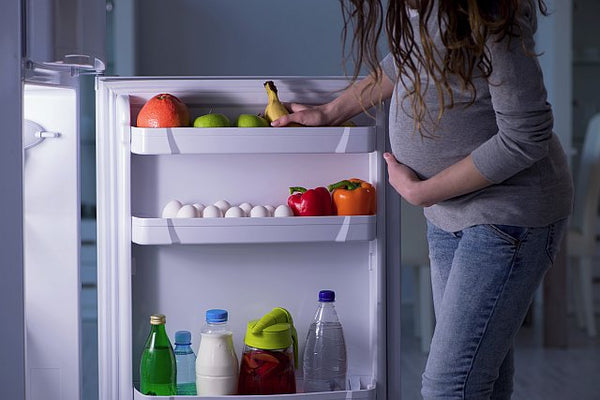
[381,2,573,232]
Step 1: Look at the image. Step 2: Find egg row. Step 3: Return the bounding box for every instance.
[161,199,294,219]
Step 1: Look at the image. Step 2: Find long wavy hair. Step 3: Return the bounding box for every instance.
[340,0,548,136]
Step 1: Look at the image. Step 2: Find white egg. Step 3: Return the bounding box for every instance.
[274,204,294,217]
[192,202,205,216]
[250,205,269,218]
[161,199,182,218]
[264,204,275,217]
[213,199,231,214]
[203,205,223,218]
[175,204,198,218]
[225,206,245,218]
[238,202,253,216]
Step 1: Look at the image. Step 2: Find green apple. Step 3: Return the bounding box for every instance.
[193,113,231,127]
[236,114,269,127]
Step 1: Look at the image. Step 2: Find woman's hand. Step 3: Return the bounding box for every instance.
[272,72,394,127]
[383,153,432,207]
[271,103,331,127]
[384,152,492,207]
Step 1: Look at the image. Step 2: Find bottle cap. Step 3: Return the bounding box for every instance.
[206,309,228,323]
[150,314,166,325]
[174,330,191,345]
[319,290,336,302]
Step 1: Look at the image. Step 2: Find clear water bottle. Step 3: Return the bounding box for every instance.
[174,330,197,395]
[303,290,347,392]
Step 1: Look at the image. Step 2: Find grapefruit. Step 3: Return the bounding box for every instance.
[136,93,190,128]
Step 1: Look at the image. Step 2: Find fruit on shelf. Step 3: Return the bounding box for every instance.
[236,114,269,127]
[137,93,190,128]
[328,178,377,216]
[263,81,301,127]
[193,113,231,128]
[287,186,332,216]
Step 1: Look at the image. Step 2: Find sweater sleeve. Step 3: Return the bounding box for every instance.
[380,52,398,83]
[470,1,554,184]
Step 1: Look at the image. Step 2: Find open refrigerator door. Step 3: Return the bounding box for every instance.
[22,1,105,398]
[96,77,400,400]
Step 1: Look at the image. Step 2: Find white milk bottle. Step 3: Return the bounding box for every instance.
[195,309,239,395]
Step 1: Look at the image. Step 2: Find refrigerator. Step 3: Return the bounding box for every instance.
[20,1,402,399]
[94,76,402,400]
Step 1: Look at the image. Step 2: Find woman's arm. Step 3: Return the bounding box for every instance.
[387,3,550,207]
[470,2,553,184]
[271,71,394,127]
[384,153,491,207]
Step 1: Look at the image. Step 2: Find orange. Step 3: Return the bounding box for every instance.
[136,93,190,128]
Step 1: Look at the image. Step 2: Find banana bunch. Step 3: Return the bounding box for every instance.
[263,81,302,127]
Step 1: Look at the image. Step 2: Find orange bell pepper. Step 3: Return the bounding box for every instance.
[327,178,376,216]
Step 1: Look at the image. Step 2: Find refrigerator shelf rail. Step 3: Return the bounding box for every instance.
[133,389,375,400]
[130,126,376,155]
[133,376,376,400]
[131,215,376,245]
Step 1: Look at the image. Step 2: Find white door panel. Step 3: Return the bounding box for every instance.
[23,83,81,400]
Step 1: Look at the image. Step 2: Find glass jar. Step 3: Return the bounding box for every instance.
[238,344,296,395]
[237,307,297,395]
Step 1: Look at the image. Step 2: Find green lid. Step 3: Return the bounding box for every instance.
[244,307,298,368]
[244,320,293,350]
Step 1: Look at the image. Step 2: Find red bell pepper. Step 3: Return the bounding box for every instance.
[287,186,332,216]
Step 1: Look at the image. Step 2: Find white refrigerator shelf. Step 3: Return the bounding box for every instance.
[133,376,376,400]
[130,126,376,154]
[133,389,375,400]
[131,215,376,245]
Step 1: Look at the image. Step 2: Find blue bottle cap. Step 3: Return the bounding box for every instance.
[174,330,191,345]
[206,309,228,323]
[319,290,336,302]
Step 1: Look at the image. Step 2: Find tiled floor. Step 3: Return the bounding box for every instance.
[400,304,600,400]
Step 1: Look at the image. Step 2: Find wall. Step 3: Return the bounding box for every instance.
[572,0,600,151]
[133,0,354,76]
[535,0,573,154]
[0,1,25,398]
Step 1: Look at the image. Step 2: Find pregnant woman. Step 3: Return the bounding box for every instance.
[272,1,573,398]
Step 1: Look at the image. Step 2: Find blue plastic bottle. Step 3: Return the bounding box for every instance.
[173,330,197,395]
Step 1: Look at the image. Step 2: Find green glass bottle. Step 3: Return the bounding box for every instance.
[140,314,177,396]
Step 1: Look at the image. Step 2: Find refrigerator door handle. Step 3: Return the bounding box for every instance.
[36,130,61,139]
[23,119,61,151]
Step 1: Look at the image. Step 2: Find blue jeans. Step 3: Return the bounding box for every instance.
[421,219,567,400]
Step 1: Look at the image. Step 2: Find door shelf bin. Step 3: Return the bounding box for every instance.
[131,215,376,245]
[133,377,376,400]
[133,389,375,400]
[130,126,376,155]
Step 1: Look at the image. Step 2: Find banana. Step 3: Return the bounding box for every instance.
[263,81,301,126]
